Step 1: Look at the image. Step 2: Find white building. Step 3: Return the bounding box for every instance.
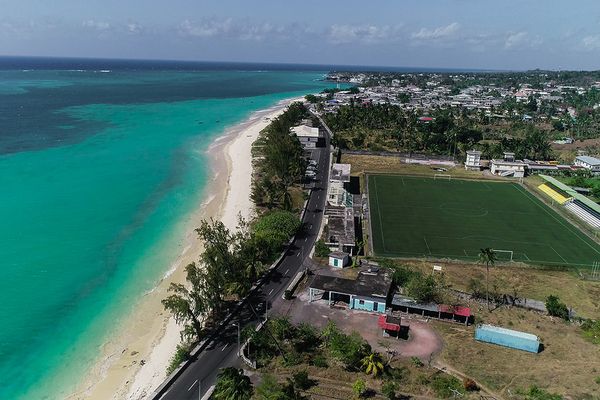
[328,163,351,207]
[291,125,320,148]
[574,155,600,173]
[465,150,482,170]
[490,159,526,177]
[328,251,349,268]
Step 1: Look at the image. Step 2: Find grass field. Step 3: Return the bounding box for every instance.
[368,174,600,267]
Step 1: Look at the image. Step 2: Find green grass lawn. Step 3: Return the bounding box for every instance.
[368,174,600,267]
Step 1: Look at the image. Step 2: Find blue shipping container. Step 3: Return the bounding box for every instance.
[475,324,540,353]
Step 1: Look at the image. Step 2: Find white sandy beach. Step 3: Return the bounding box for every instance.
[68,97,302,400]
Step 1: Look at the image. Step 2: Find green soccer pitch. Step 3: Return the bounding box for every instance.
[367,174,600,267]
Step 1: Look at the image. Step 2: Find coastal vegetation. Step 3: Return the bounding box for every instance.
[251,102,309,210]
[213,367,253,400]
[323,103,554,160]
[162,215,302,344]
[240,317,473,399]
[162,101,311,374]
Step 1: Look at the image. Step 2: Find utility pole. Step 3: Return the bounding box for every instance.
[264,300,268,322]
[236,322,241,356]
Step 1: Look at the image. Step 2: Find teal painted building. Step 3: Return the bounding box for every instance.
[308,267,392,314]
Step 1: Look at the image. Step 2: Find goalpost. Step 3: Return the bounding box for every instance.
[434,174,452,181]
[492,249,514,262]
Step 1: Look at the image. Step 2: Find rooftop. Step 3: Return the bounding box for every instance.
[309,267,392,299]
[292,125,320,138]
[331,163,351,182]
[576,155,600,166]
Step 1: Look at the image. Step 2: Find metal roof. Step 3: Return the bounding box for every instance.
[576,155,600,166]
[309,269,392,299]
[539,175,600,215]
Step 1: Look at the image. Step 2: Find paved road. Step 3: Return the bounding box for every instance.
[158,128,331,400]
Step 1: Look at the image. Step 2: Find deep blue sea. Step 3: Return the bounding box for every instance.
[0,57,336,399]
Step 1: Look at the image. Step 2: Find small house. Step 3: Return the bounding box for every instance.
[490,159,526,177]
[292,125,320,149]
[328,251,349,268]
[574,155,600,174]
[308,267,392,313]
[464,150,482,170]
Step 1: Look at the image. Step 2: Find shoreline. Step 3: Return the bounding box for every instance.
[68,96,303,400]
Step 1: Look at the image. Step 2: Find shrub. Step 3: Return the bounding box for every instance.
[415,374,430,385]
[463,378,479,391]
[381,381,398,400]
[430,374,465,398]
[292,370,313,390]
[310,354,328,368]
[581,319,600,345]
[315,239,330,257]
[467,278,485,299]
[523,385,563,400]
[166,344,190,375]
[406,273,440,303]
[352,379,367,399]
[595,376,600,385]
[410,356,424,367]
[545,295,569,320]
[284,290,293,300]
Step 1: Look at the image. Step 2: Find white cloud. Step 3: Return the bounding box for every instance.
[178,18,233,38]
[126,22,143,34]
[82,20,111,31]
[327,24,403,45]
[504,31,527,49]
[504,31,543,49]
[582,35,600,50]
[411,22,460,41]
[177,18,303,42]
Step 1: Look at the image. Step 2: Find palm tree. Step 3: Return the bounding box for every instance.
[478,248,498,311]
[361,352,385,377]
[213,367,253,400]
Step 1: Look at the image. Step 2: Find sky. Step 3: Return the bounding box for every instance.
[1,0,600,70]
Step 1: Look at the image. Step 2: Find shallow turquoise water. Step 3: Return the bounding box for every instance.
[0,67,334,399]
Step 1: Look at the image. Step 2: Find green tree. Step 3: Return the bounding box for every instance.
[161,263,207,342]
[545,295,570,320]
[213,367,253,400]
[315,239,330,257]
[478,248,498,311]
[352,378,367,399]
[381,381,398,400]
[405,273,439,302]
[361,352,385,376]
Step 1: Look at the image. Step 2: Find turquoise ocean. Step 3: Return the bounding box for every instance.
[0,58,335,399]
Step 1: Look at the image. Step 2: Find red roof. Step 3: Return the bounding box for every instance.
[438,304,471,317]
[378,315,401,332]
[419,117,433,121]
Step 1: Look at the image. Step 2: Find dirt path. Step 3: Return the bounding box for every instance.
[279,291,443,361]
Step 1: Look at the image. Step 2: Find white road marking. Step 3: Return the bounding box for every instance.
[296,252,301,257]
[284,268,289,275]
[268,288,274,295]
[304,237,308,242]
[188,380,198,392]
[221,344,229,352]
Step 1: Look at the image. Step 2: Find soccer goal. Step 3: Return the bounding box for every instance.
[434,174,452,181]
[492,249,514,262]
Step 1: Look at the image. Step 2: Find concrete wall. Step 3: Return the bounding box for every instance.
[350,295,386,313]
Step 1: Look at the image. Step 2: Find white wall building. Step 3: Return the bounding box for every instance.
[328,163,351,207]
[574,155,600,173]
[465,150,482,170]
[490,159,526,177]
[292,125,320,148]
